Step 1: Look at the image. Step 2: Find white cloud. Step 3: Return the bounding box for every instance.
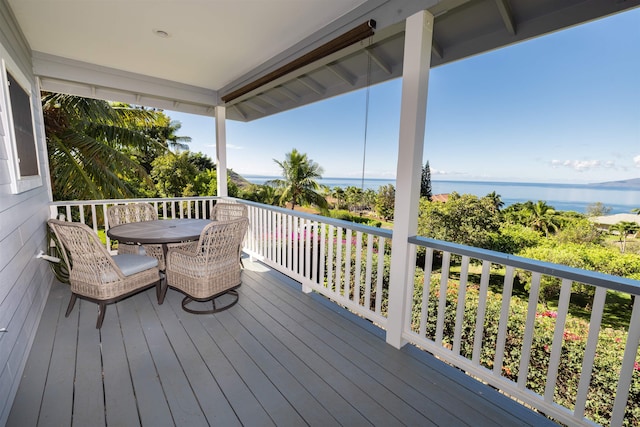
[550,159,603,171]
[634,155,640,167]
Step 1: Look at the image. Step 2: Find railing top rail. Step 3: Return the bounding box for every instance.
[233,198,393,238]
[410,235,640,296]
[50,196,222,206]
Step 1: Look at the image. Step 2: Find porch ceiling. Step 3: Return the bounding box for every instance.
[7,0,639,121]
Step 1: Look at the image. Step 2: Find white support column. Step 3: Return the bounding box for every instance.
[386,10,434,349]
[215,105,229,197]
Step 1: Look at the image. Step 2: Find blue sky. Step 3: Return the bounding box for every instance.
[166,8,640,184]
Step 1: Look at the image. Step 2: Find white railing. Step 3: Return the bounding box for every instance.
[237,200,391,327]
[405,236,640,427]
[49,196,220,253]
[49,197,640,426]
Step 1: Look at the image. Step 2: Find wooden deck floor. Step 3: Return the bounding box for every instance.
[8,259,556,426]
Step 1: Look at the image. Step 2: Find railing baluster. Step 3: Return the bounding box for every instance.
[344,229,352,299]
[375,237,385,315]
[453,255,470,355]
[518,272,541,389]
[304,219,311,280]
[327,225,334,293]
[435,251,451,345]
[354,231,362,306]
[312,221,319,283]
[79,204,86,224]
[293,216,299,274]
[364,233,374,311]
[276,212,282,265]
[574,286,606,418]
[91,204,98,232]
[320,223,326,286]
[267,210,272,262]
[335,227,343,296]
[544,278,573,403]
[472,260,491,365]
[419,248,434,337]
[287,214,293,271]
[494,265,515,376]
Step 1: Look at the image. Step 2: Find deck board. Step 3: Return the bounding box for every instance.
[37,296,77,426]
[146,292,241,427]
[100,305,140,427]
[247,267,517,426]
[73,300,106,427]
[7,258,557,427]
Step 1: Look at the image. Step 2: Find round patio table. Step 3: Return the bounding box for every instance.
[107,218,211,248]
[107,218,211,267]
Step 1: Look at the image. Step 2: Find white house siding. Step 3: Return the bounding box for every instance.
[0,1,53,424]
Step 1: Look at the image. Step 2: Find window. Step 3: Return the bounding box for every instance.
[1,58,42,193]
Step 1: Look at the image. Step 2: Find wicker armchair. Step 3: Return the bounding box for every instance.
[107,203,165,269]
[48,219,162,329]
[212,202,248,266]
[212,202,248,221]
[164,217,249,314]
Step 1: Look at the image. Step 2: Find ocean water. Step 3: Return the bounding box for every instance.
[244,175,640,214]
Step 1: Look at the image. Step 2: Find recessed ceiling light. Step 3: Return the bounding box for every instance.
[153,29,170,38]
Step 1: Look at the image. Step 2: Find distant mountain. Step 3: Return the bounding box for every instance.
[591,178,640,188]
[229,170,252,189]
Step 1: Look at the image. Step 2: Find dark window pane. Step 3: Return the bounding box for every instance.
[7,71,38,177]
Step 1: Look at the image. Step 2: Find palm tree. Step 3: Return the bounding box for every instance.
[632,207,640,215]
[523,200,560,236]
[270,149,328,210]
[610,221,639,253]
[485,191,504,212]
[43,93,171,200]
[331,186,345,209]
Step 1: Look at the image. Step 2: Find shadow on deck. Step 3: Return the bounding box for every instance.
[8,258,556,426]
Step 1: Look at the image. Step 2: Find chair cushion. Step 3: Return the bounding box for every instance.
[112,254,158,276]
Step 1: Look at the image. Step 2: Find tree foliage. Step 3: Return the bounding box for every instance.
[417,192,501,249]
[43,92,170,200]
[586,202,612,217]
[376,184,395,221]
[420,161,433,200]
[270,149,328,210]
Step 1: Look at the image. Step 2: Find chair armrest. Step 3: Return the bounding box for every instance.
[167,241,199,253]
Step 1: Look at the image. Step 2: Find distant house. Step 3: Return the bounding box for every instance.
[589,213,640,231]
[431,193,449,202]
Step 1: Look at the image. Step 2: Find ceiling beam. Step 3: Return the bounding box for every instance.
[365,48,392,75]
[258,93,282,108]
[243,100,267,114]
[232,104,247,120]
[495,0,517,35]
[326,63,357,86]
[431,39,443,59]
[221,19,376,103]
[275,85,300,101]
[297,76,326,95]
